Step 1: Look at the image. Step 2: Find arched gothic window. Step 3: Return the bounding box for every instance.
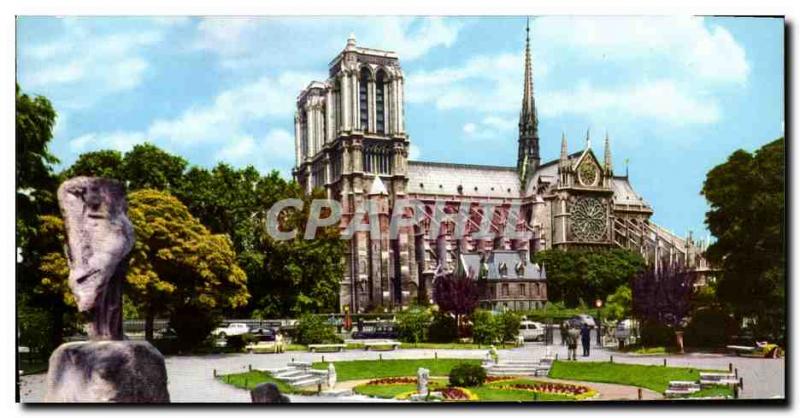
[359,67,370,131]
[334,79,342,132]
[376,70,386,134]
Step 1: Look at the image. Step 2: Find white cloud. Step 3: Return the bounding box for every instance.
[408,144,421,160]
[532,16,750,85]
[68,131,146,153]
[67,70,309,174]
[407,52,541,113]
[541,80,721,125]
[215,129,295,175]
[19,21,162,108]
[148,71,317,146]
[462,116,517,141]
[192,16,463,70]
[407,16,747,128]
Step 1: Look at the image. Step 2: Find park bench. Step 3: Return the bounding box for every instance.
[699,372,738,386]
[363,340,401,351]
[307,343,346,353]
[665,380,701,397]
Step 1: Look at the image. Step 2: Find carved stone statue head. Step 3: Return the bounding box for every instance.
[58,177,133,339]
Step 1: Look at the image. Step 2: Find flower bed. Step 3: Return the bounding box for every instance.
[366,377,417,386]
[440,387,478,401]
[485,376,515,383]
[496,382,597,400]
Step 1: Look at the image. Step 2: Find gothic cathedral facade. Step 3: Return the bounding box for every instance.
[293,28,710,313]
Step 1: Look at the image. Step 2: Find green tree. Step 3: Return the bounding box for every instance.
[471,309,500,345]
[251,187,344,317]
[603,284,632,321]
[15,85,68,354]
[701,137,785,341]
[534,248,645,307]
[122,143,187,191]
[294,313,341,345]
[396,306,432,344]
[126,189,250,344]
[62,150,124,180]
[497,310,521,343]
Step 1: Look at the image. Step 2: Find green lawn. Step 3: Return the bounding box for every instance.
[312,358,482,381]
[688,385,734,399]
[548,361,726,393]
[218,370,315,395]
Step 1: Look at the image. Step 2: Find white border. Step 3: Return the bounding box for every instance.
[2,1,797,417]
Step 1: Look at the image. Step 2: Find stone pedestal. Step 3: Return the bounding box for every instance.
[44,340,169,403]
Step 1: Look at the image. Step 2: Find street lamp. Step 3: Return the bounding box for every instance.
[594,299,603,346]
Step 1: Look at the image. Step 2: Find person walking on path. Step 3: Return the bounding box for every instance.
[559,321,567,346]
[580,323,591,357]
[566,324,580,360]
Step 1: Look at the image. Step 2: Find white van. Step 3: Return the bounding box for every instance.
[519,320,545,342]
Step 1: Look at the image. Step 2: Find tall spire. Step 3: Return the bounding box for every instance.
[518,17,540,181]
[604,131,613,174]
[585,128,591,149]
[560,131,568,163]
[521,18,536,126]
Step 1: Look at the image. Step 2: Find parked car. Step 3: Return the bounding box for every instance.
[154,327,178,339]
[569,314,597,328]
[614,319,634,340]
[211,323,250,339]
[351,324,398,340]
[249,328,278,340]
[519,320,545,341]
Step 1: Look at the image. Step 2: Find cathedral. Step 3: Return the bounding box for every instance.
[293,24,710,313]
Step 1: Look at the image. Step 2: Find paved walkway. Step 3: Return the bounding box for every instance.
[18,343,784,402]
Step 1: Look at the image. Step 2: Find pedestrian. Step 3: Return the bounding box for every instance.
[580,323,591,357]
[566,323,580,361]
[559,321,567,346]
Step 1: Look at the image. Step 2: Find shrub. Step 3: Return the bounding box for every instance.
[448,363,487,387]
[471,310,499,345]
[684,308,734,348]
[295,313,341,345]
[396,307,432,343]
[498,310,521,343]
[640,320,675,347]
[169,304,221,351]
[226,333,255,352]
[428,313,458,343]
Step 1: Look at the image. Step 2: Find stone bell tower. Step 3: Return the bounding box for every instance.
[292,34,415,312]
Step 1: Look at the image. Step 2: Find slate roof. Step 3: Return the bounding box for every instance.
[407,161,520,198]
[612,177,651,208]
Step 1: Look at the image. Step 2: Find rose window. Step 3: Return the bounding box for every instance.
[571,197,606,241]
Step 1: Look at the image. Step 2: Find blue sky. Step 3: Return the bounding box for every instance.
[16,16,784,239]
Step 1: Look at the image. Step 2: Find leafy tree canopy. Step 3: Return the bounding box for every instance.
[122,143,188,191]
[62,150,124,180]
[701,137,785,339]
[533,248,645,307]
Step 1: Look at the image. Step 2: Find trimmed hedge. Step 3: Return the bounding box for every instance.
[448,363,487,387]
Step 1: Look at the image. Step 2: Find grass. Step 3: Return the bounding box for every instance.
[548,361,726,393]
[284,344,308,352]
[218,370,315,395]
[354,383,419,398]
[312,358,482,381]
[687,385,734,399]
[617,345,678,355]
